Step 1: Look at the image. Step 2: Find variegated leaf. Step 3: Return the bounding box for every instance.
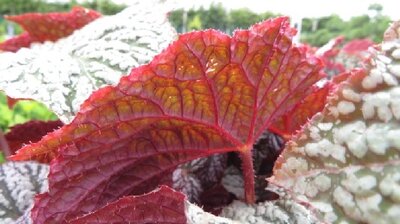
[0,162,48,224]
[0,1,176,122]
[185,186,318,224]
[271,21,400,224]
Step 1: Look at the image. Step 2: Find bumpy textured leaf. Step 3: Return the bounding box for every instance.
[269,84,331,139]
[10,17,323,222]
[186,186,318,224]
[186,201,238,224]
[70,186,187,224]
[220,188,318,224]
[5,120,63,155]
[0,7,101,52]
[0,2,177,122]
[0,162,48,224]
[271,21,400,223]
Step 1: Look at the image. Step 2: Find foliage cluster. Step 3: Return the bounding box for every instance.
[0,3,399,224]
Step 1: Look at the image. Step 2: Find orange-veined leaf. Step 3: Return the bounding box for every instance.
[10,17,324,223]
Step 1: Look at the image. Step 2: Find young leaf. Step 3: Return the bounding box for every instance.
[271,21,400,223]
[11,17,323,222]
[0,162,48,224]
[0,7,101,52]
[70,186,187,224]
[5,120,63,155]
[0,2,177,122]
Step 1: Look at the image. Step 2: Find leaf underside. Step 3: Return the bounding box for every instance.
[11,17,323,223]
[271,21,400,223]
[0,6,101,52]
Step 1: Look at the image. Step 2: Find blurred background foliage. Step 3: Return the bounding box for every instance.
[0,92,58,132]
[0,0,392,47]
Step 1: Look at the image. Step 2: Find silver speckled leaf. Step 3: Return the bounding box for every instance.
[0,162,48,224]
[220,187,318,224]
[271,21,400,224]
[185,186,317,224]
[0,1,176,122]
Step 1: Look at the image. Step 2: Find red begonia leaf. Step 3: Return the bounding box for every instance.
[269,83,331,139]
[342,38,374,56]
[11,17,324,222]
[70,185,187,224]
[0,32,33,52]
[5,120,63,155]
[0,7,101,52]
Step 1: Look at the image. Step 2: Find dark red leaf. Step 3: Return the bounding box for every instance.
[10,17,323,222]
[0,32,33,52]
[70,185,187,224]
[0,7,101,52]
[269,83,331,139]
[5,120,63,155]
[199,184,234,215]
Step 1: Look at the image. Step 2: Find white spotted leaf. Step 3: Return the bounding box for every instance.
[271,21,400,224]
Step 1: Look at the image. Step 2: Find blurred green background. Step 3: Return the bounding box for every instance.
[0,0,391,46]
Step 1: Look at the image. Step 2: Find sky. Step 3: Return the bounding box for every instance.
[113,0,399,21]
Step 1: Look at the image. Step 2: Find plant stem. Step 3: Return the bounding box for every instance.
[0,129,10,159]
[240,149,255,204]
